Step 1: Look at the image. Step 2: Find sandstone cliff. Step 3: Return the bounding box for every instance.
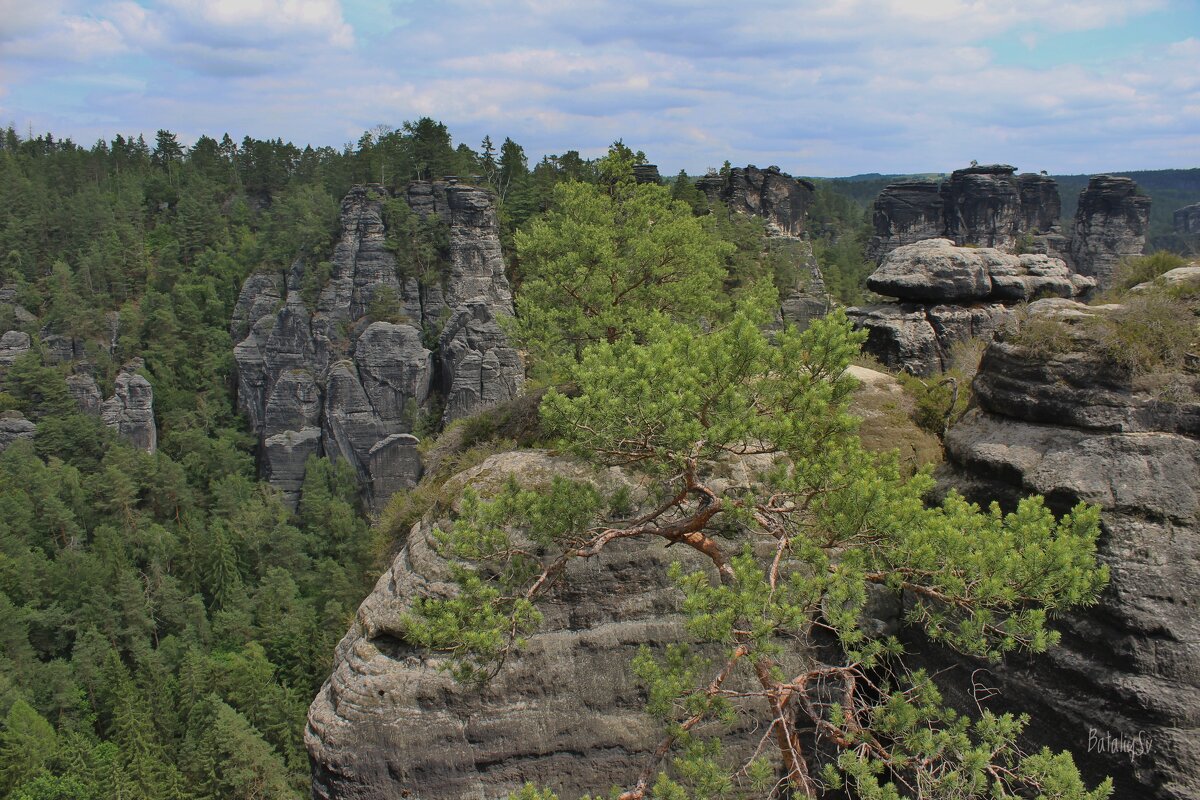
[697,164,815,237]
[233,182,522,510]
[1068,176,1151,290]
[867,167,1149,290]
[937,283,1200,799]
[868,165,1065,262]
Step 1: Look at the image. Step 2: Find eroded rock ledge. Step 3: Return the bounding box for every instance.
[937,296,1200,799]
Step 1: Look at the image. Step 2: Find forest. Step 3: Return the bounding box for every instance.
[2,113,1167,798]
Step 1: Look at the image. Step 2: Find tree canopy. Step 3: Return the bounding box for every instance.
[512,147,736,377]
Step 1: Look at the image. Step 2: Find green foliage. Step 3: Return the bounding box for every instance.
[513,147,734,377]
[409,308,1110,799]
[1091,291,1199,376]
[1110,250,1188,292]
[383,195,449,285]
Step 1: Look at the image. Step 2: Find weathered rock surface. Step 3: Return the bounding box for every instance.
[306,451,718,800]
[66,373,103,416]
[942,164,1026,249]
[0,330,31,369]
[850,240,1092,375]
[0,412,36,452]
[101,359,157,453]
[867,180,945,263]
[438,300,523,426]
[847,302,1010,376]
[697,165,815,237]
[1069,176,1151,290]
[937,298,1200,799]
[631,163,662,185]
[866,239,1093,303]
[1175,202,1200,235]
[233,182,522,510]
[869,166,1065,262]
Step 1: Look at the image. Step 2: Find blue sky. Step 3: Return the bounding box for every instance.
[0,0,1197,176]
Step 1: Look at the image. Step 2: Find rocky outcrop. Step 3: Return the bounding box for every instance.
[866,180,945,262]
[849,239,1092,375]
[0,412,36,452]
[631,163,662,185]
[233,183,522,510]
[306,451,715,800]
[0,330,31,369]
[866,238,1093,303]
[1175,203,1200,235]
[938,297,1200,799]
[1069,176,1151,290]
[869,166,1065,262]
[66,373,103,416]
[942,164,1025,249]
[697,165,815,237]
[101,359,156,453]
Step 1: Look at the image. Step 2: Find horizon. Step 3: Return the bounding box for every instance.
[2,1,1198,177]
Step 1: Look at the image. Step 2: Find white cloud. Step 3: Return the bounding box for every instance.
[0,0,1196,175]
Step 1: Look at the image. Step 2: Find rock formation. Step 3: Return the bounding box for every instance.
[848,238,1093,375]
[868,166,1065,262]
[937,290,1200,799]
[1176,202,1200,235]
[697,165,815,237]
[0,412,36,453]
[867,167,1148,289]
[866,180,945,263]
[0,330,31,369]
[101,359,157,453]
[1069,176,1151,290]
[233,182,522,510]
[631,163,662,184]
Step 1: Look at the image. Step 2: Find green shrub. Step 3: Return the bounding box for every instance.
[1091,292,1199,376]
[1111,250,1188,292]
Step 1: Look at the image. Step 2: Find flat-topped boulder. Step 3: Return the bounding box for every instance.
[866,239,1093,303]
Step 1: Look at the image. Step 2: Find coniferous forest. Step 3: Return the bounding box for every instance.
[0,121,881,799]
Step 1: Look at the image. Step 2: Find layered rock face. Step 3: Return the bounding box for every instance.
[307,375,942,800]
[306,451,714,800]
[697,165,815,237]
[233,182,522,510]
[848,238,1093,374]
[866,181,944,262]
[939,297,1200,799]
[868,168,1148,288]
[1069,176,1151,289]
[869,166,1064,262]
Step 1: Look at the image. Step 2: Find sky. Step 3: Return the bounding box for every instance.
[0,0,1197,177]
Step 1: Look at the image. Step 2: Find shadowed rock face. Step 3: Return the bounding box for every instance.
[1070,176,1152,290]
[849,239,1093,375]
[697,165,816,237]
[937,298,1200,800]
[233,183,522,510]
[869,166,1065,262]
[866,180,944,263]
[1176,203,1200,235]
